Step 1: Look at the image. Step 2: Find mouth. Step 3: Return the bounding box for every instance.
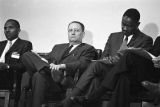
[122,30,130,34]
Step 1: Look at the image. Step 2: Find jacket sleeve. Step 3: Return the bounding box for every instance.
[65,46,96,74]
[42,45,57,64]
[9,42,33,71]
[140,36,153,51]
[150,36,160,56]
[101,34,112,58]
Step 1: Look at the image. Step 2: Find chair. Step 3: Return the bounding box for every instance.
[0,69,23,107]
[37,49,102,106]
[22,49,102,107]
[0,90,10,107]
[93,50,147,107]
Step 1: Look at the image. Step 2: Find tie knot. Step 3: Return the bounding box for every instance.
[9,41,12,47]
[69,45,73,48]
[9,41,12,45]
[124,36,128,41]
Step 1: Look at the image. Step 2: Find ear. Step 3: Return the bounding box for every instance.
[82,31,85,37]
[18,28,21,33]
[137,22,140,26]
[81,31,85,39]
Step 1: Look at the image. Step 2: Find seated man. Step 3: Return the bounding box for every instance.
[0,19,32,106]
[142,81,160,106]
[141,36,160,105]
[72,36,160,107]
[19,21,97,107]
[62,8,153,107]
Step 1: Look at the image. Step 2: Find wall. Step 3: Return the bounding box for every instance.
[0,0,159,52]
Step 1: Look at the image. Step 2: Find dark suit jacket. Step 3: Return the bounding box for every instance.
[43,43,96,76]
[0,38,32,89]
[101,29,153,58]
[150,36,160,56]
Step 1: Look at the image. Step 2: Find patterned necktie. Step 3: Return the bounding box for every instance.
[62,45,73,58]
[124,36,128,44]
[119,36,128,51]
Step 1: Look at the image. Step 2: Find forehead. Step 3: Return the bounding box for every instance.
[68,23,82,29]
[122,16,136,26]
[4,21,17,27]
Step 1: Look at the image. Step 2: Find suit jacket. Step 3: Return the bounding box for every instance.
[0,38,32,89]
[44,43,96,76]
[101,29,153,58]
[0,38,32,71]
[150,36,160,56]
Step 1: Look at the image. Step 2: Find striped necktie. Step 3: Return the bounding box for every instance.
[62,45,73,58]
[0,41,12,62]
[119,36,128,51]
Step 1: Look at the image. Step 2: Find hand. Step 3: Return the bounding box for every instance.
[102,56,120,64]
[50,63,66,71]
[0,62,9,70]
[128,47,141,50]
[119,44,128,51]
[152,56,160,68]
[109,55,120,63]
[102,57,112,64]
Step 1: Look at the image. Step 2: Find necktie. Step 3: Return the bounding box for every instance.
[119,36,128,51]
[0,41,12,62]
[62,45,73,58]
[124,36,128,44]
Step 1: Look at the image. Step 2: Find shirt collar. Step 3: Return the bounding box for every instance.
[123,35,133,44]
[7,38,18,45]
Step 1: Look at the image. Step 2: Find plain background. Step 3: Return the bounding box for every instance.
[0,0,159,52]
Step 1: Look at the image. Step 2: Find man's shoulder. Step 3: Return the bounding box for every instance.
[0,40,7,44]
[80,43,94,49]
[110,31,122,35]
[109,32,123,37]
[18,38,32,44]
[137,31,152,40]
[54,43,68,47]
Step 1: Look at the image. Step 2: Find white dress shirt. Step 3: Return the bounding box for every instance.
[0,38,18,62]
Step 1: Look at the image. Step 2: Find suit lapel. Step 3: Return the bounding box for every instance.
[60,43,70,61]
[0,41,7,56]
[61,43,84,60]
[127,31,139,46]
[118,33,125,47]
[7,38,21,53]
[68,43,84,55]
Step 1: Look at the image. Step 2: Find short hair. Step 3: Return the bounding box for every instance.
[5,19,20,28]
[68,21,85,32]
[123,8,140,22]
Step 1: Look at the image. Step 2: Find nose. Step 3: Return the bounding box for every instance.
[123,26,127,31]
[71,30,75,35]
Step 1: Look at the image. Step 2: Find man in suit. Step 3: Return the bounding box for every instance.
[0,19,32,106]
[140,36,160,106]
[62,8,153,107]
[80,36,160,107]
[19,21,97,107]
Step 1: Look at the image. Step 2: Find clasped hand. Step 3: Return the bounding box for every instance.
[103,55,120,64]
[152,56,160,68]
[49,63,66,71]
[0,62,9,70]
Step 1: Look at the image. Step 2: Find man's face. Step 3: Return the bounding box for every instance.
[4,21,20,41]
[121,16,139,36]
[68,23,84,44]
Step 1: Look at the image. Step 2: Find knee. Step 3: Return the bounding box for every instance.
[21,52,32,61]
[86,61,103,74]
[90,61,101,68]
[122,51,137,62]
[33,72,44,81]
[21,72,32,90]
